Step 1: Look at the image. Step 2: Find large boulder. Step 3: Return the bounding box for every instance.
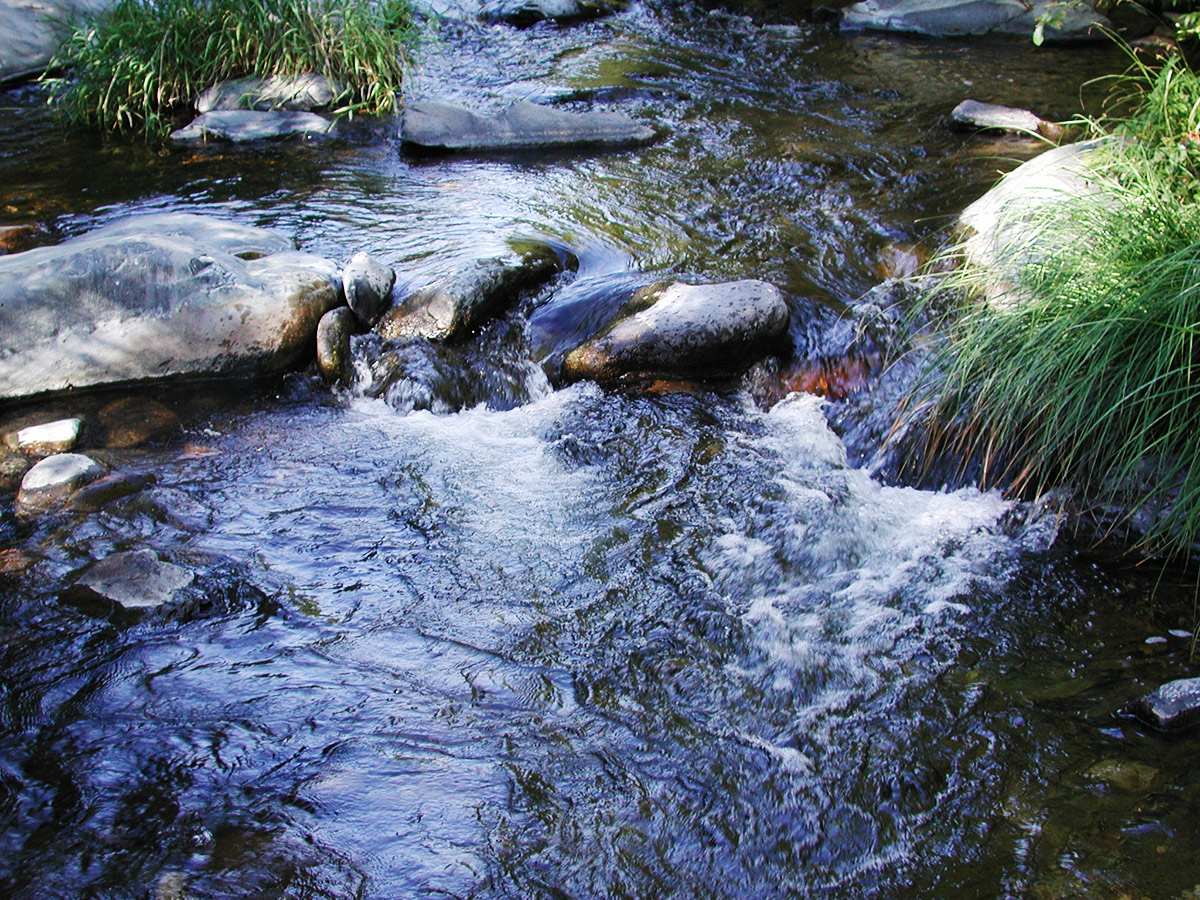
[563,280,790,383]
[0,0,111,85]
[400,99,656,153]
[481,0,625,26]
[0,213,342,400]
[194,74,343,113]
[839,0,1108,39]
[375,245,561,343]
[169,110,335,144]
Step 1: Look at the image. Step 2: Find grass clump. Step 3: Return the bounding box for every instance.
[43,0,419,137]
[912,54,1200,560]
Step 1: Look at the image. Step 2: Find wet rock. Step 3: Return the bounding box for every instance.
[400,100,656,153]
[0,212,342,400]
[563,280,790,383]
[169,110,335,143]
[0,450,28,491]
[1084,759,1159,791]
[73,549,194,611]
[839,0,1108,39]
[1126,676,1200,732]
[950,100,1062,139]
[70,470,156,511]
[16,452,105,511]
[0,0,112,84]
[0,224,40,254]
[481,0,625,26]
[97,397,181,448]
[195,74,342,113]
[316,306,357,384]
[875,243,922,281]
[4,418,83,455]
[343,251,396,327]
[375,245,561,342]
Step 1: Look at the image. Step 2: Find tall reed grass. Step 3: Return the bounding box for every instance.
[911,54,1200,559]
[44,0,419,136]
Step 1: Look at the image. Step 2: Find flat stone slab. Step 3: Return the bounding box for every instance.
[564,279,789,382]
[0,212,341,400]
[17,452,104,509]
[5,418,83,455]
[75,549,194,610]
[195,74,342,113]
[401,99,656,153]
[1126,677,1200,732]
[950,99,1057,136]
[481,0,625,26]
[170,110,335,143]
[840,0,1108,39]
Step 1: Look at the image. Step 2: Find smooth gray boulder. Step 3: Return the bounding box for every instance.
[481,0,624,26]
[316,306,357,384]
[17,452,104,511]
[0,0,111,85]
[375,246,561,342]
[194,74,342,113]
[563,280,790,382]
[840,0,1108,39]
[343,251,396,327]
[950,99,1061,138]
[170,110,335,144]
[0,213,342,400]
[401,100,656,153]
[1126,677,1200,732]
[75,549,194,610]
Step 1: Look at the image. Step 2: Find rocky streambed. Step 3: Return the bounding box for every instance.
[1,2,1199,899]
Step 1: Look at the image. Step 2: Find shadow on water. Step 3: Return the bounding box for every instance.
[1,2,1196,898]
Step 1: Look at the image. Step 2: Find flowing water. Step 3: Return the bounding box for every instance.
[2,3,1199,898]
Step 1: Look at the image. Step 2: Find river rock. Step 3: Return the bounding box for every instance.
[375,245,561,342]
[169,110,335,144]
[563,280,790,383]
[481,0,625,26]
[316,306,357,383]
[839,0,1108,39]
[0,0,112,84]
[74,549,194,610]
[950,100,1061,139]
[16,452,105,510]
[97,397,180,447]
[0,212,342,400]
[70,470,155,511]
[343,251,396,327]
[1126,676,1200,732]
[195,74,342,113]
[5,418,83,455]
[400,100,656,153]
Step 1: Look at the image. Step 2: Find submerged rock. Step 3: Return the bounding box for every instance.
[1126,677,1200,732]
[563,280,789,383]
[0,213,342,400]
[194,74,342,113]
[16,452,105,511]
[97,397,180,448]
[0,0,112,84]
[839,0,1108,39]
[73,549,194,611]
[169,110,335,143]
[481,0,625,26]
[375,245,561,342]
[343,251,396,327]
[4,418,83,455]
[400,100,656,153]
[950,99,1062,139]
[317,306,357,384]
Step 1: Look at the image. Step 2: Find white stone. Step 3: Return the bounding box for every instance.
[17,452,104,509]
[9,418,83,454]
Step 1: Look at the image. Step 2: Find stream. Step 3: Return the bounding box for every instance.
[2,2,1199,898]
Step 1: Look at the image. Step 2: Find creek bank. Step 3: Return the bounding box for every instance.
[0,212,343,400]
[400,99,657,153]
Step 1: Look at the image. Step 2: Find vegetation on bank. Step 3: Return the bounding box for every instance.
[913,54,1200,560]
[43,0,419,137]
